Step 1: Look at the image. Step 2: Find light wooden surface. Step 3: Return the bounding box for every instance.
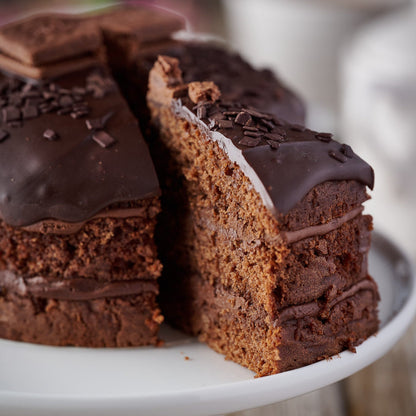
[229,317,416,416]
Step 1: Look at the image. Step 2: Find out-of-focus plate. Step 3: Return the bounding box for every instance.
[0,231,415,416]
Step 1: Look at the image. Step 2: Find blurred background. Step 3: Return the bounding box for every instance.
[0,1,416,415]
[1,0,414,258]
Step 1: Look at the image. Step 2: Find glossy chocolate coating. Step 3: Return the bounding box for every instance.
[0,68,159,227]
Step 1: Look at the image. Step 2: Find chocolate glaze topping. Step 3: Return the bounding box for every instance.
[0,67,159,227]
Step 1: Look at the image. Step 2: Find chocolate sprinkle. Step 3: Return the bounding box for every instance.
[2,106,21,122]
[70,110,89,119]
[290,124,306,132]
[329,150,347,163]
[259,119,275,131]
[43,129,59,141]
[42,91,56,100]
[59,95,74,108]
[57,108,72,116]
[92,131,116,148]
[210,112,227,121]
[22,105,39,120]
[218,119,233,129]
[8,121,22,128]
[40,104,57,114]
[340,144,354,158]
[245,118,255,127]
[267,140,280,150]
[72,87,86,96]
[101,111,114,126]
[243,126,258,132]
[239,136,261,147]
[264,133,286,143]
[9,94,23,107]
[235,111,252,125]
[315,132,333,142]
[244,130,263,138]
[0,128,9,142]
[243,108,274,120]
[86,118,103,131]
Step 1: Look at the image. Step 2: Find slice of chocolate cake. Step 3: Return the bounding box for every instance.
[147,55,379,376]
[0,15,163,347]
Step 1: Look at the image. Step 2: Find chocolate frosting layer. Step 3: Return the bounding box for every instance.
[281,206,364,244]
[0,67,160,227]
[278,277,379,323]
[0,269,158,301]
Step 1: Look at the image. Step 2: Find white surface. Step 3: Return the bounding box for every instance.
[223,0,381,111]
[340,5,416,255]
[0,232,415,416]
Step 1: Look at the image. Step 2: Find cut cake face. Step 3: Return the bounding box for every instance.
[0,7,174,347]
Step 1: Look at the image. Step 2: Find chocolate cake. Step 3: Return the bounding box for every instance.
[0,12,168,347]
[147,55,379,376]
[0,5,379,375]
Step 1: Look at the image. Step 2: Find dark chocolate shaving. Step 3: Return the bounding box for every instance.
[57,108,72,115]
[264,133,286,143]
[267,140,280,150]
[259,119,275,131]
[244,130,263,138]
[0,74,98,129]
[70,110,89,119]
[341,144,354,158]
[329,150,347,163]
[8,120,22,128]
[86,118,102,130]
[218,119,233,129]
[43,129,59,141]
[0,128,9,142]
[235,111,252,125]
[22,105,38,119]
[59,95,74,107]
[290,124,306,132]
[2,106,21,122]
[239,136,261,147]
[315,132,333,142]
[243,126,258,132]
[243,108,274,120]
[92,130,116,148]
